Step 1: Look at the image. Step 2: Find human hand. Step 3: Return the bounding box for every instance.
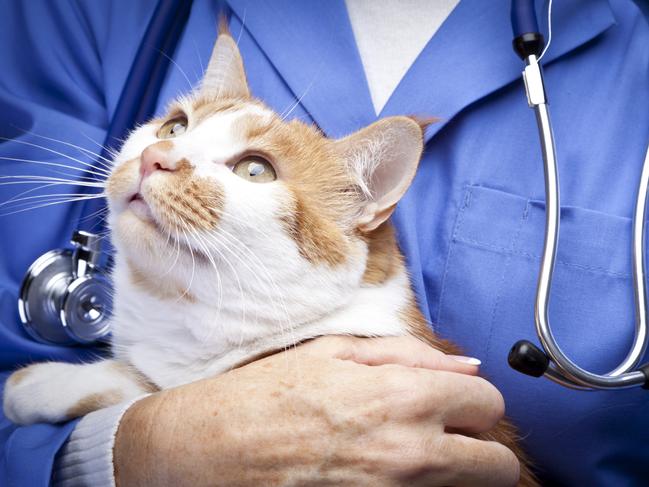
[114,336,519,486]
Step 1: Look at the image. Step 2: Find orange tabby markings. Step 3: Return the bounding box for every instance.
[361,222,403,285]
[148,159,224,232]
[110,361,159,393]
[6,367,31,387]
[280,195,347,266]
[190,96,260,126]
[66,390,124,419]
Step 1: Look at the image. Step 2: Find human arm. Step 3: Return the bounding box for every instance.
[114,336,519,487]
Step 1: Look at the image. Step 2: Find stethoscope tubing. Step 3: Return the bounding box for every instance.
[529,53,649,390]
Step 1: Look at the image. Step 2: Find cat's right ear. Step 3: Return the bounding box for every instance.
[334,117,431,233]
[198,20,250,99]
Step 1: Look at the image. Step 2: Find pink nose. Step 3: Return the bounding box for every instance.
[140,143,174,178]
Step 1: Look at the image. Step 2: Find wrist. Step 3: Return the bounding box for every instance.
[114,393,170,487]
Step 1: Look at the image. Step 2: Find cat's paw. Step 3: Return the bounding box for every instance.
[3,361,136,425]
[4,362,79,425]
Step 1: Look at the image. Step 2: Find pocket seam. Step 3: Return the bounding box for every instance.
[436,188,473,326]
[453,236,630,279]
[484,199,529,362]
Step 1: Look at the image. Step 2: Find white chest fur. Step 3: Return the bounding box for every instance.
[110,257,411,389]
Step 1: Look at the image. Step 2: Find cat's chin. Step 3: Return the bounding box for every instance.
[113,207,167,249]
[113,208,201,265]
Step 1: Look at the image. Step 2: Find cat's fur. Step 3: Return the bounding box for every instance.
[3,28,537,485]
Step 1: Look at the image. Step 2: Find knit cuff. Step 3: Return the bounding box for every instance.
[51,394,150,487]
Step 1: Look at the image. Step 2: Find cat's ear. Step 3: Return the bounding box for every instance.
[199,21,250,98]
[335,116,431,232]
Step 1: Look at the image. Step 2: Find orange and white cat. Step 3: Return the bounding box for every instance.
[3,29,536,485]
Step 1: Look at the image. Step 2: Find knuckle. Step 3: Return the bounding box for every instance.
[398,334,426,350]
[492,443,521,485]
[313,334,347,349]
[383,367,422,396]
[399,434,448,480]
[473,376,506,420]
[308,335,356,357]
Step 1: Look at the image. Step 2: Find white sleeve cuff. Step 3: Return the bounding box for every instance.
[51,394,150,487]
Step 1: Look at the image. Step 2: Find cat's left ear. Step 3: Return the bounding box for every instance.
[335,116,430,232]
[198,22,250,98]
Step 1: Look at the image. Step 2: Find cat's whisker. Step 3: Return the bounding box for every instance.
[12,128,115,169]
[0,191,104,209]
[280,79,315,122]
[187,229,241,342]
[204,223,295,349]
[80,132,121,160]
[156,49,195,92]
[192,39,205,75]
[0,194,104,217]
[201,207,297,318]
[178,224,198,304]
[278,60,323,122]
[78,205,110,224]
[0,138,112,177]
[157,213,185,281]
[0,175,105,188]
[188,229,224,334]
[0,191,105,209]
[0,156,109,180]
[43,168,107,184]
[197,230,262,342]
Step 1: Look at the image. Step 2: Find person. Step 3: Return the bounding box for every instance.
[1,0,648,485]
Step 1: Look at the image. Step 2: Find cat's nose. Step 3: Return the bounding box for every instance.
[140,142,175,178]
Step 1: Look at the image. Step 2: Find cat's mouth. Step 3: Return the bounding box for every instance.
[125,192,186,251]
[128,193,155,223]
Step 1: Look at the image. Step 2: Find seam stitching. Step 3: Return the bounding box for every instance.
[436,187,473,327]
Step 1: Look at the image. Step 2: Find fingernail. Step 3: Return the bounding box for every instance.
[449,355,482,366]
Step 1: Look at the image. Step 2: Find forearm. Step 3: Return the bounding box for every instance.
[113,383,220,487]
[111,337,519,487]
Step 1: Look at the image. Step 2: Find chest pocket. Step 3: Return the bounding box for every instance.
[435,185,649,483]
[437,185,641,375]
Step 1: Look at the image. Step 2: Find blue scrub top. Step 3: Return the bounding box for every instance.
[1,1,648,485]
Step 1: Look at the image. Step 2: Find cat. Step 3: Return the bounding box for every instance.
[3,27,537,486]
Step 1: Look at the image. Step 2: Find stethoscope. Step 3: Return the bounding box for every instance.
[506,0,649,390]
[16,0,649,391]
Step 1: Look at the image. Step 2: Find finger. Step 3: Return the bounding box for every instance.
[435,434,520,487]
[302,336,481,375]
[406,370,505,433]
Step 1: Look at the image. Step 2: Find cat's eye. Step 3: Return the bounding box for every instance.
[232,157,277,183]
[157,115,188,139]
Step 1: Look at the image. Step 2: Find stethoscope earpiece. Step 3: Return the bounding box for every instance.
[18,231,112,346]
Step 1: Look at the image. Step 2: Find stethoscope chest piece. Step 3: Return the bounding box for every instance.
[18,231,112,346]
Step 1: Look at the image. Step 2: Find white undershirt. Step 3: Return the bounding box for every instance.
[345,0,460,114]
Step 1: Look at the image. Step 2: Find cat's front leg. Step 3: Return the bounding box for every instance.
[3,359,156,425]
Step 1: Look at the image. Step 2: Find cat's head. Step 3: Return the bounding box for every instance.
[105,29,426,326]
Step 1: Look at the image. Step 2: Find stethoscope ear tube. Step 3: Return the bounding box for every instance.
[511,0,540,38]
[510,0,544,60]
